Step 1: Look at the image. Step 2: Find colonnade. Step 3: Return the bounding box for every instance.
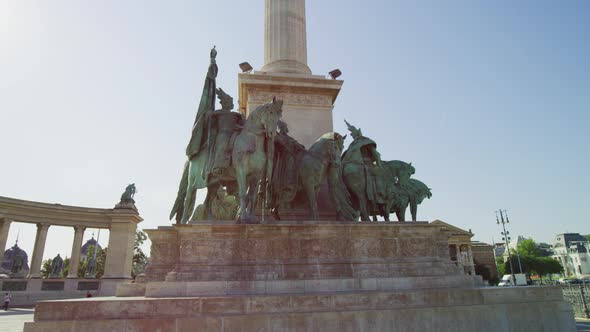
[451,243,476,275]
[0,196,142,280]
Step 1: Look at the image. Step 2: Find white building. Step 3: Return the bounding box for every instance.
[552,233,590,277]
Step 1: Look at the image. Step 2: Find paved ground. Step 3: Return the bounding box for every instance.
[0,308,34,332]
[0,308,588,332]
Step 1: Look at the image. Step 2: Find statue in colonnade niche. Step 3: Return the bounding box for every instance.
[85,257,97,278]
[50,254,64,278]
[10,252,26,278]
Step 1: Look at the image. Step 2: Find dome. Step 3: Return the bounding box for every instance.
[1,243,30,273]
[80,238,102,257]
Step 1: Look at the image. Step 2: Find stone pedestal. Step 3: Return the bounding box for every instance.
[24,222,576,332]
[102,209,140,279]
[238,72,343,149]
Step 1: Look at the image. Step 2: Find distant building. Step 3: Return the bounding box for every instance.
[552,233,590,277]
[430,220,498,283]
[502,236,526,261]
[471,241,499,283]
[80,237,103,263]
[431,220,475,276]
[1,242,30,276]
[494,243,506,258]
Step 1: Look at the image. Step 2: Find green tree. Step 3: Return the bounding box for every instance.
[517,239,540,257]
[584,234,590,242]
[132,229,149,279]
[40,259,52,278]
[62,257,70,278]
[79,245,107,278]
[496,257,506,276]
[531,257,563,283]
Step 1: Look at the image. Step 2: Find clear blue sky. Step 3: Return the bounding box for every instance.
[1,1,589,260]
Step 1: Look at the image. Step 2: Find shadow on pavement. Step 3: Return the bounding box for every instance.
[0,308,35,316]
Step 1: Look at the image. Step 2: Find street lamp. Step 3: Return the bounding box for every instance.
[504,211,523,274]
[497,210,516,286]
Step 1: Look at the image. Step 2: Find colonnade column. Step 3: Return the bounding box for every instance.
[28,223,50,278]
[467,244,475,275]
[67,225,86,278]
[0,217,12,255]
[455,244,465,273]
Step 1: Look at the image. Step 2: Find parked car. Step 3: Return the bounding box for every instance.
[558,278,584,284]
[498,274,527,286]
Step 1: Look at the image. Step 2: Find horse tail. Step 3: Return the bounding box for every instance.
[169,159,190,222]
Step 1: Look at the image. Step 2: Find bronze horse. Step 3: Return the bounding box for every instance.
[171,98,283,224]
[270,132,349,221]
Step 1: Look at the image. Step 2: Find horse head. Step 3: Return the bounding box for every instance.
[329,133,345,167]
[260,97,283,138]
[384,160,415,186]
[314,132,345,167]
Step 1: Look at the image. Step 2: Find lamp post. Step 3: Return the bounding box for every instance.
[504,211,523,274]
[497,210,516,286]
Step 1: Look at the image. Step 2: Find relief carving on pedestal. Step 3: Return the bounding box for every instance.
[249,91,332,107]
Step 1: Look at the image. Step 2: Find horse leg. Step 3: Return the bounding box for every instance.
[205,181,220,220]
[398,204,407,222]
[410,200,418,221]
[357,192,371,221]
[271,205,281,221]
[247,174,260,223]
[378,204,389,222]
[304,182,319,221]
[236,168,248,224]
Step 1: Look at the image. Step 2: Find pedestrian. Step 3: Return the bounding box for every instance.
[4,292,10,311]
[86,291,92,298]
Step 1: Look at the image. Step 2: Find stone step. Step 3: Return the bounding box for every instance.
[136,275,480,298]
[28,286,570,328]
[166,261,459,282]
[24,301,576,332]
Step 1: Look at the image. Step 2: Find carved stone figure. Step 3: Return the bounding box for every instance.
[10,254,25,277]
[120,183,136,201]
[192,187,238,221]
[85,257,97,278]
[2,243,29,277]
[115,183,137,210]
[341,120,385,221]
[50,254,64,278]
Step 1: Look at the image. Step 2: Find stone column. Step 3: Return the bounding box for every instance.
[454,244,464,273]
[67,225,86,278]
[261,0,312,74]
[0,217,12,255]
[103,218,138,279]
[467,244,475,275]
[28,223,50,278]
